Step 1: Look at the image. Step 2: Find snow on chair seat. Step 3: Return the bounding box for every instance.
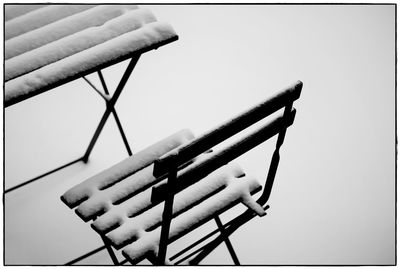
[119,163,263,264]
[61,129,195,213]
[62,147,264,264]
[5,4,178,106]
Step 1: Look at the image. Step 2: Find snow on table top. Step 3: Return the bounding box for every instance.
[5,5,96,40]
[5,21,177,105]
[5,5,48,22]
[5,8,155,81]
[4,5,178,106]
[5,5,139,60]
[61,129,194,210]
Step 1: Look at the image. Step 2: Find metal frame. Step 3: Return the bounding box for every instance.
[4,56,141,194]
[148,81,302,265]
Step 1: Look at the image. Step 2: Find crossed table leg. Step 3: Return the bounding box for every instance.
[5,55,140,193]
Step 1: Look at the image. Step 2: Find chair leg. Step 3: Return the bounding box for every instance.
[157,164,178,265]
[190,205,269,265]
[100,234,119,265]
[214,216,240,265]
[82,55,140,163]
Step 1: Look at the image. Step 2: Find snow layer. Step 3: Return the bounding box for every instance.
[5,21,178,105]
[103,163,245,248]
[5,5,96,41]
[5,5,139,60]
[5,8,155,81]
[121,170,263,264]
[75,149,210,222]
[61,129,194,209]
[5,5,48,22]
[76,147,209,221]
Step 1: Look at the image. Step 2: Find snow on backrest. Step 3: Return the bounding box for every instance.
[121,166,262,264]
[5,8,156,81]
[5,5,139,60]
[61,129,195,211]
[5,5,97,40]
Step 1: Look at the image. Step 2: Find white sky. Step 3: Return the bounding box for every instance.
[4,4,395,265]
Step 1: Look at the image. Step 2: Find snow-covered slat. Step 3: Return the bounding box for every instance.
[4,5,48,21]
[83,151,213,233]
[5,5,96,40]
[73,148,210,222]
[92,163,243,238]
[5,8,156,81]
[61,129,194,210]
[101,163,261,248]
[5,5,139,60]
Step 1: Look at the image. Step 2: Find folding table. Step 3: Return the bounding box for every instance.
[5,4,178,193]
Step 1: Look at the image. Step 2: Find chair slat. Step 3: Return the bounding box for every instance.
[153,81,302,177]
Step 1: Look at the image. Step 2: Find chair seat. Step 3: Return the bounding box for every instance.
[119,163,261,264]
[5,5,178,106]
[61,129,195,211]
[61,129,264,264]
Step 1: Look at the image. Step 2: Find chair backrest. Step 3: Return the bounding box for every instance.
[151,80,302,264]
[152,80,302,203]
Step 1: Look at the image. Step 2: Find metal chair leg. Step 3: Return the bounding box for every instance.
[100,234,119,265]
[215,216,240,265]
[157,158,178,265]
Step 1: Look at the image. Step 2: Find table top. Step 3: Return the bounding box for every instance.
[4,5,178,107]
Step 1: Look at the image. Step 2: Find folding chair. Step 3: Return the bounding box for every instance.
[61,80,303,265]
[4,4,178,193]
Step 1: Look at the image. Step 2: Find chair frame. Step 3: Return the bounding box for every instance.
[151,81,302,265]
[62,80,302,265]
